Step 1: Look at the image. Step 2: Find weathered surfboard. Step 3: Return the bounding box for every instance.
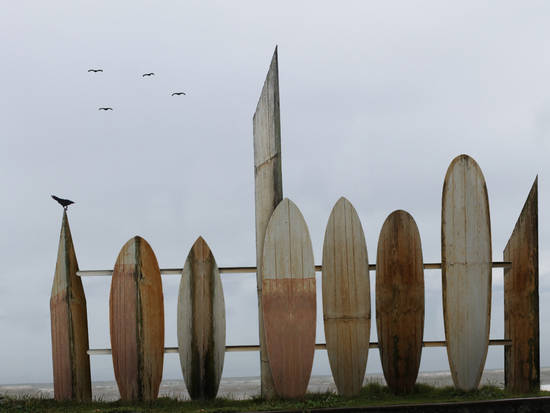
[262,198,316,399]
[50,211,91,401]
[322,197,370,396]
[442,154,492,391]
[376,210,424,394]
[504,177,539,393]
[109,236,164,401]
[253,45,282,399]
[178,237,226,400]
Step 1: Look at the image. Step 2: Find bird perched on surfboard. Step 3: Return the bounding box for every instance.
[142,72,155,77]
[171,92,186,96]
[98,107,113,111]
[88,69,103,72]
[51,195,74,210]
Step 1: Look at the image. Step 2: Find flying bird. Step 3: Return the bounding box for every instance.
[171,92,186,96]
[51,195,74,210]
[98,107,113,111]
[88,69,103,72]
[142,73,155,77]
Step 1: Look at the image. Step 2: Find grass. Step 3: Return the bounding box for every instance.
[1,383,548,413]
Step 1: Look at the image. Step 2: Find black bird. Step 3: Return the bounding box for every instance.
[51,195,74,210]
[171,92,186,96]
[98,107,113,111]
[142,72,155,77]
[88,69,103,72]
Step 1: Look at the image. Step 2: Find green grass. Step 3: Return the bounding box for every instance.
[1,384,548,413]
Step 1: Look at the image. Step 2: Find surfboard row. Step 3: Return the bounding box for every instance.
[103,153,490,401]
[109,236,225,401]
[262,154,492,398]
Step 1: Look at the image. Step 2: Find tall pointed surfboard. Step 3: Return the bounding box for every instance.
[50,211,92,401]
[376,210,424,394]
[110,236,164,401]
[262,198,316,399]
[322,197,370,396]
[178,237,226,400]
[442,154,491,391]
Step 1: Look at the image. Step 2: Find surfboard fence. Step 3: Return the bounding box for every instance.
[49,48,539,402]
[50,180,538,401]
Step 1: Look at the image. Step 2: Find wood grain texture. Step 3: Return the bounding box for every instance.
[110,236,164,401]
[504,177,539,392]
[50,211,92,401]
[262,198,315,399]
[253,46,282,399]
[322,197,370,396]
[376,210,424,394]
[178,237,226,400]
[442,154,492,391]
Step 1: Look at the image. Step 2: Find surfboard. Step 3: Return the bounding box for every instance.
[442,154,492,391]
[322,197,370,396]
[109,236,164,401]
[262,198,316,399]
[178,237,225,400]
[376,210,424,394]
[50,211,91,401]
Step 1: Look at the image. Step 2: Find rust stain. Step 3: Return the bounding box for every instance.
[263,277,316,399]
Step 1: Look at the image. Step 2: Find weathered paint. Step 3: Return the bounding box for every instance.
[110,236,164,401]
[322,197,370,396]
[442,154,492,391]
[262,198,316,399]
[178,237,225,399]
[504,177,539,392]
[50,211,92,401]
[253,46,282,399]
[376,210,424,394]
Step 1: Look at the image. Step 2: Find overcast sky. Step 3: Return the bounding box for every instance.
[1,1,549,386]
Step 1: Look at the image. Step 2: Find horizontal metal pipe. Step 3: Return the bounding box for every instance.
[87,339,511,355]
[77,261,512,277]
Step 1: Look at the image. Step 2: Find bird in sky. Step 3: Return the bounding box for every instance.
[51,195,74,210]
[88,69,103,72]
[142,72,155,77]
[98,107,113,111]
[171,92,186,96]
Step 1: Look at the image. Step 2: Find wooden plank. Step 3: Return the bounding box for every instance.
[109,236,164,401]
[178,237,225,399]
[442,154,492,391]
[504,177,539,392]
[376,210,424,394]
[262,198,316,399]
[253,46,282,399]
[322,197,370,396]
[50,211,91,401]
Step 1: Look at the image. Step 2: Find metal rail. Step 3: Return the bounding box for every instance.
[87,339,511,355]
[77,262,511,277]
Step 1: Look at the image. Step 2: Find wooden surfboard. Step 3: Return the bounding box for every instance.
[110,236,164,401]
[178,237,226,400]
[322,197,370,396]
[442,154,492,391]
[262,198,316,399]
[376,210,424,394]
[50,211,91,401]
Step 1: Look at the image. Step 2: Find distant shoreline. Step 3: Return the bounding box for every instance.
[2,368,549,401]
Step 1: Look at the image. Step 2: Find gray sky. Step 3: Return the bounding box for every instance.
[1,1,549,385]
